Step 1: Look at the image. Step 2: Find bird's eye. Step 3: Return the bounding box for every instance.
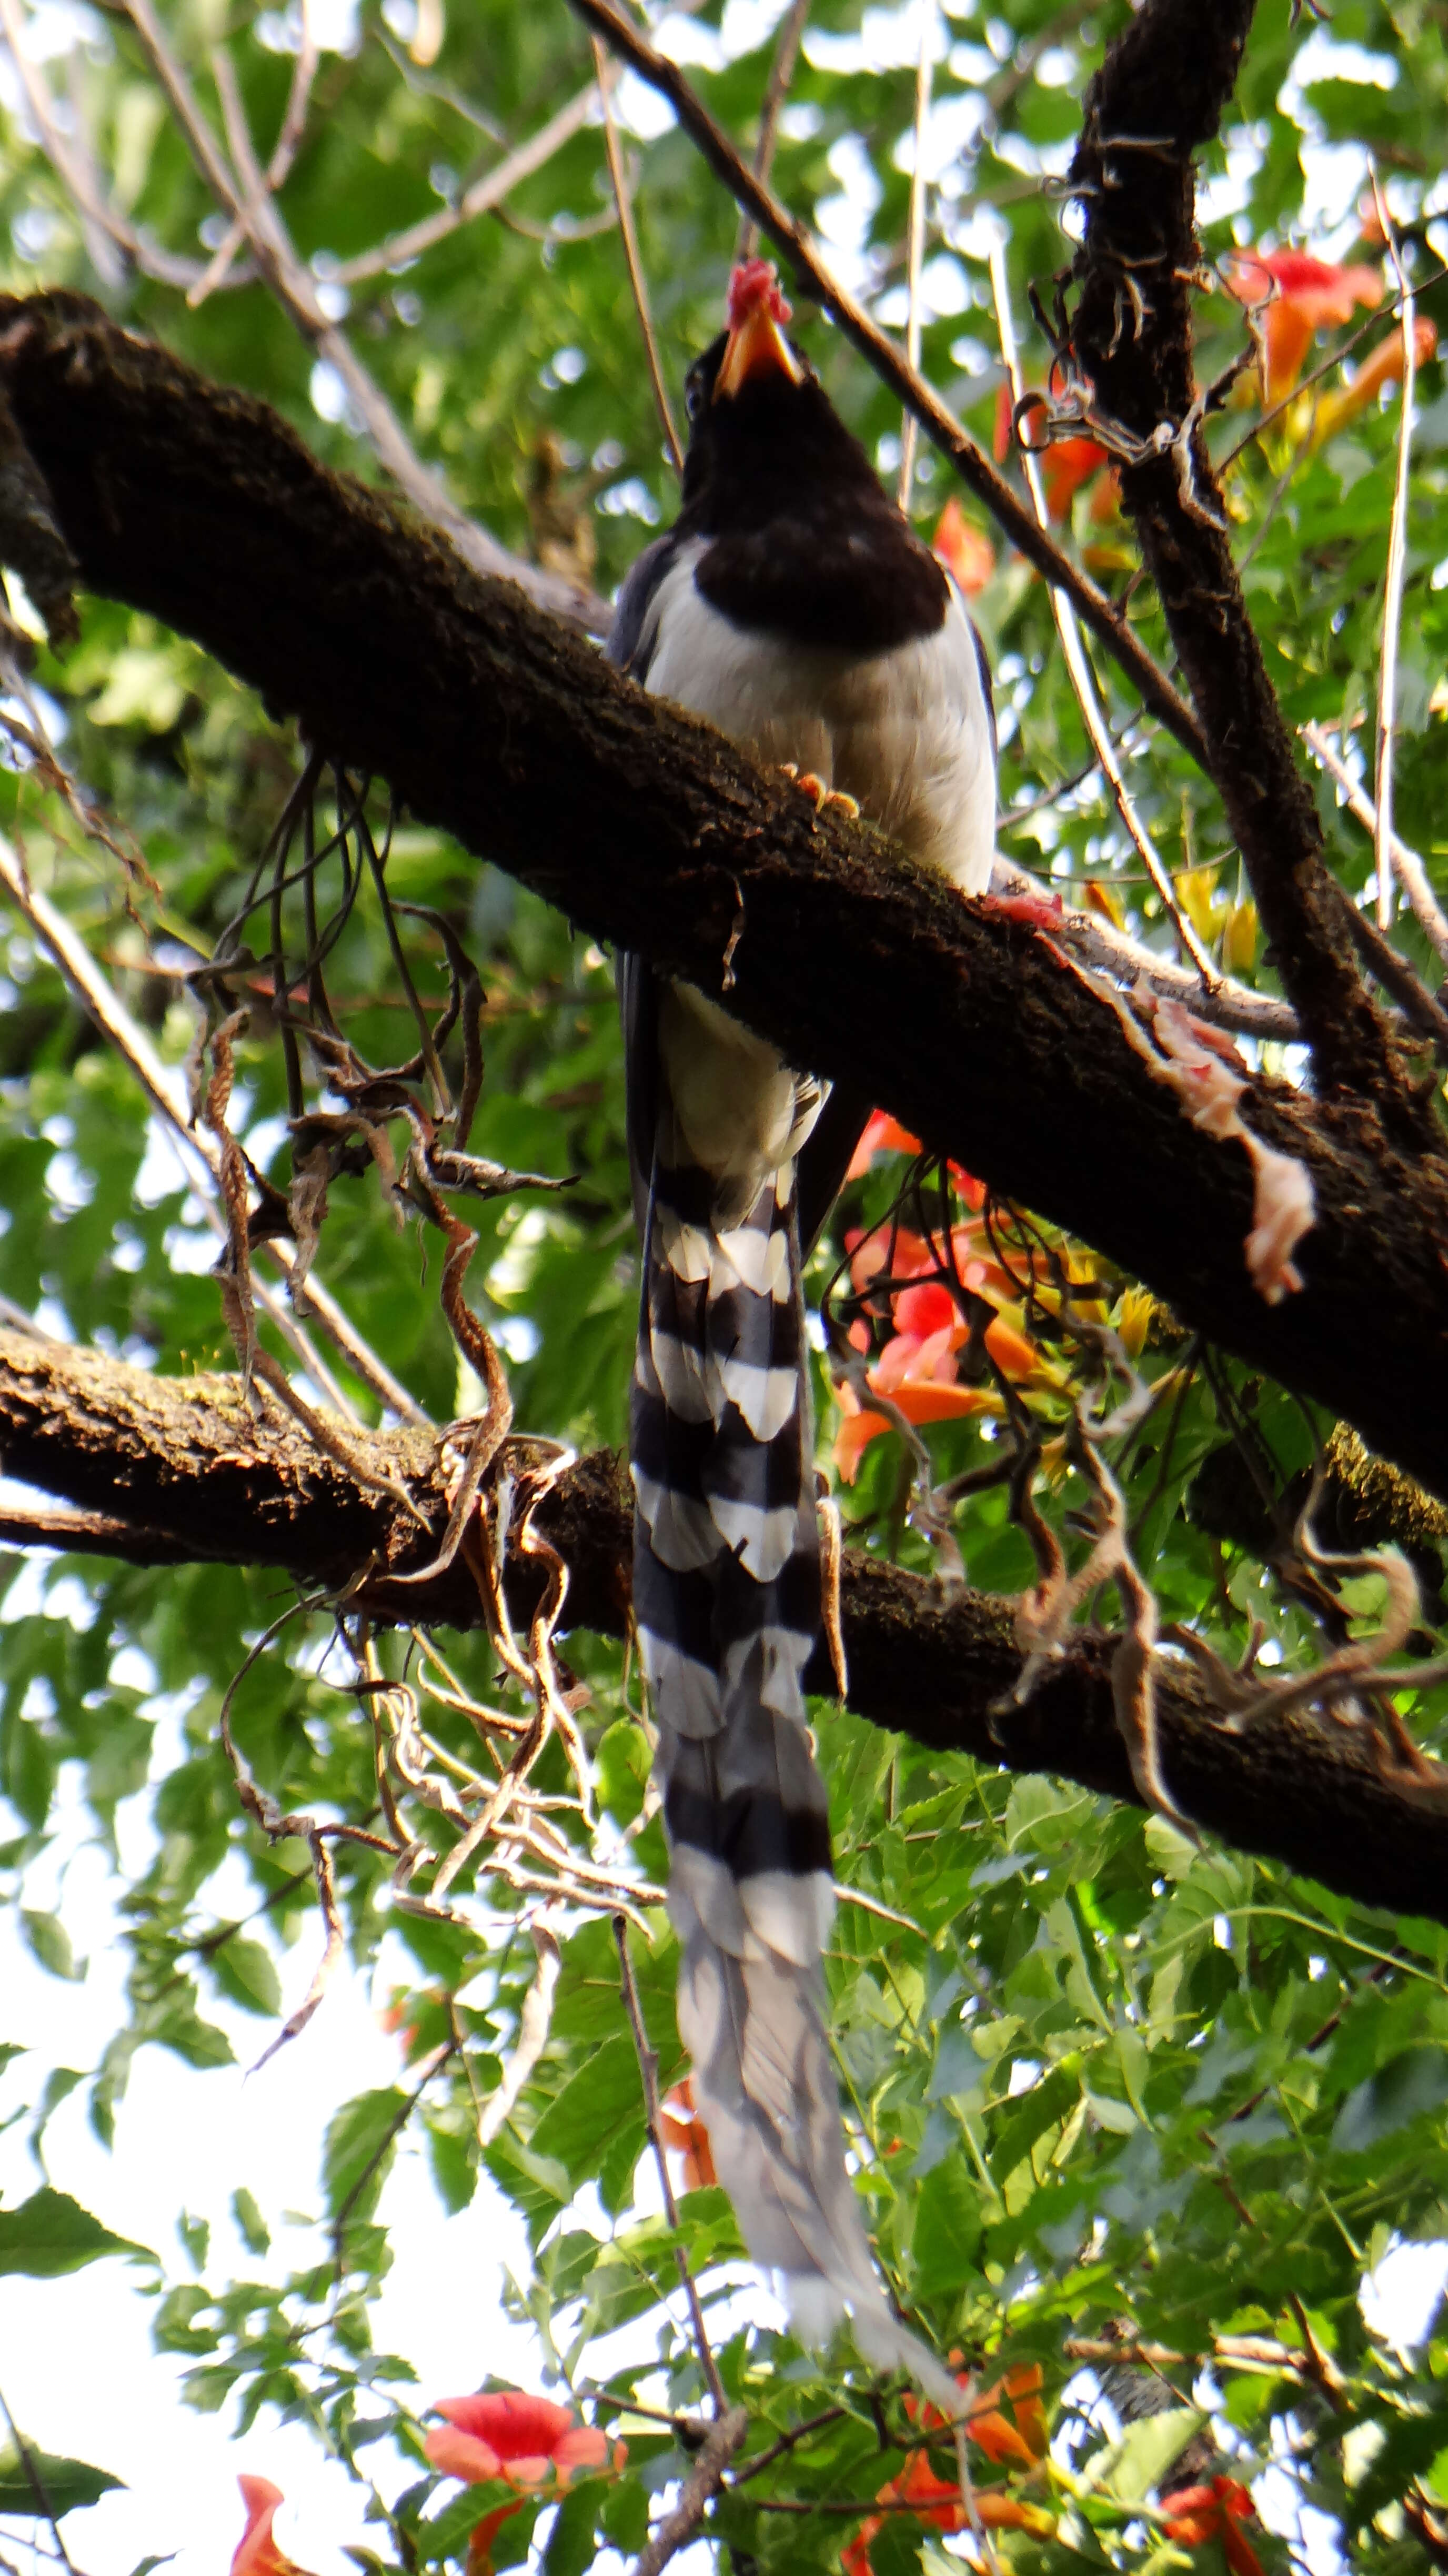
[685,375,705,420]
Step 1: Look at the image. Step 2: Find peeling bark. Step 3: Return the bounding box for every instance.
[3,1327,1444,1929]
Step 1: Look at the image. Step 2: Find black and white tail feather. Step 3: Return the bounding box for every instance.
[610,263,995,2416]
[631,1077,963,2409]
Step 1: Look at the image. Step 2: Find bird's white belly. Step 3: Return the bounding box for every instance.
[642,537,996,894]
[640,535,996,1202]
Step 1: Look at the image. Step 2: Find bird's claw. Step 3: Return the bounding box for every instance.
[777,763,860,822]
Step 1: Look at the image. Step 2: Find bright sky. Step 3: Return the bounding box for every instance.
[0,1741,539,2576]
[0,1565,723,2576]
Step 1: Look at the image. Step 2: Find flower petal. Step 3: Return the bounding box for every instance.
[232,2479,289,2576]
[433,2391,577,2464]
[552,2428,612,2477]
[425,2429,505,2486]
[933,496,995,595]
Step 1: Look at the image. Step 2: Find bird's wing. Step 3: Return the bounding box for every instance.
[609,529,681,685]
[610,531,686,1233]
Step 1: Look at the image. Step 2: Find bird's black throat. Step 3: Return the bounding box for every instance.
[678,334,950,657]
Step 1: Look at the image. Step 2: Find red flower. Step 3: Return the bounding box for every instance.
[843,2440,1057,2575]
[906,2361,1050,2463]
[962,2362,1050,2467]
[834,1227,1044,1481]
[932,496,994,595]
[1040,434,1109,521]
[426,2391,624,2576]
[231,2479,313,2576]
[844,1111,987,1203]
[846,1109,925,1178]
[425,2390,620,2490]
[846,1224,1011,1308]
[1313,313,1438,445]
[1228,248,1381,404]
[659,2076,718,2191]
[1163,2476,1266,2576]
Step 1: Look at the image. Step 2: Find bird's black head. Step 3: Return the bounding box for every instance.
[675,260,948,653]
[677,261,886,536]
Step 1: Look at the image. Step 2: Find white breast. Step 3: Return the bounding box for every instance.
[641,535,996,895]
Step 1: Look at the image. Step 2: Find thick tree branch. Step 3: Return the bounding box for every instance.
[3,1327,1444,1930]
[1067,0,1419,1124]
[0,293,1446,1493]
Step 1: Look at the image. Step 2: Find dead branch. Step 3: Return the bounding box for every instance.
[629,2406,749,2576]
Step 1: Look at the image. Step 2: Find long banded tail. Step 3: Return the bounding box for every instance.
[630,1123,958,2403]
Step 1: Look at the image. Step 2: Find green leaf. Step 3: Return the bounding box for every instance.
[0,2187,153,2277]
[0,2440,124,2515]
[529,2035,643,2188]
[231,2187,270,2257]
[210,1935,283,2019]
[868,2515,927,2575]
[418,2484,525,2563]
[911,2155,981,2294]
[177,2211,209,2271]
[990,2064,1080,2182]
[20,1908,81,1980]
[1331,2047,1448,2153]
[28,2066,84,2176]
[324,2089,410,2225]
[1089,2409,1206,2505]
[541,2477,609,2576]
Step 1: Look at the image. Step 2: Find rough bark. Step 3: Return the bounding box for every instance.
[3,1327,1444,1930]
[1067,0,1416,1121]
[0,295,1446,1495]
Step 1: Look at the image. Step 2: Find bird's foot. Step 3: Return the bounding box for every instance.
[777,763,860,822]
[979,889,1064,931]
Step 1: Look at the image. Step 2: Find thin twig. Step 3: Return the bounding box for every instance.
[249,1826,348,2071]
[612,1914,727,2416]
[61,49,125,289]
[590,40,683,475]
[188,0,319,305]
[116,1,608,631]
[629,2406,749,2576]
[0,1500,194,1560]
[989,854,1296,1039]
[1370,173,1419,935]
[0,0,213,292]
[897,5,934,512]
[476,1919,562,2146]
[736,0,812,263]
[988,246,1218,987]
[329,2038,456,2262]
[0,2387,77,2576]
[1217,260,1448,476]
[1340,898,1448,1053]
[332,82,599,283]
[982,0,1093,119]
[727,2406,849,2488]
[0,827,424,1423]
[1300,722,1448,968]
[560,0,1209,769]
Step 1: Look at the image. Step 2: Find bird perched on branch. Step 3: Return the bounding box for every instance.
[610,260,996,2394]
